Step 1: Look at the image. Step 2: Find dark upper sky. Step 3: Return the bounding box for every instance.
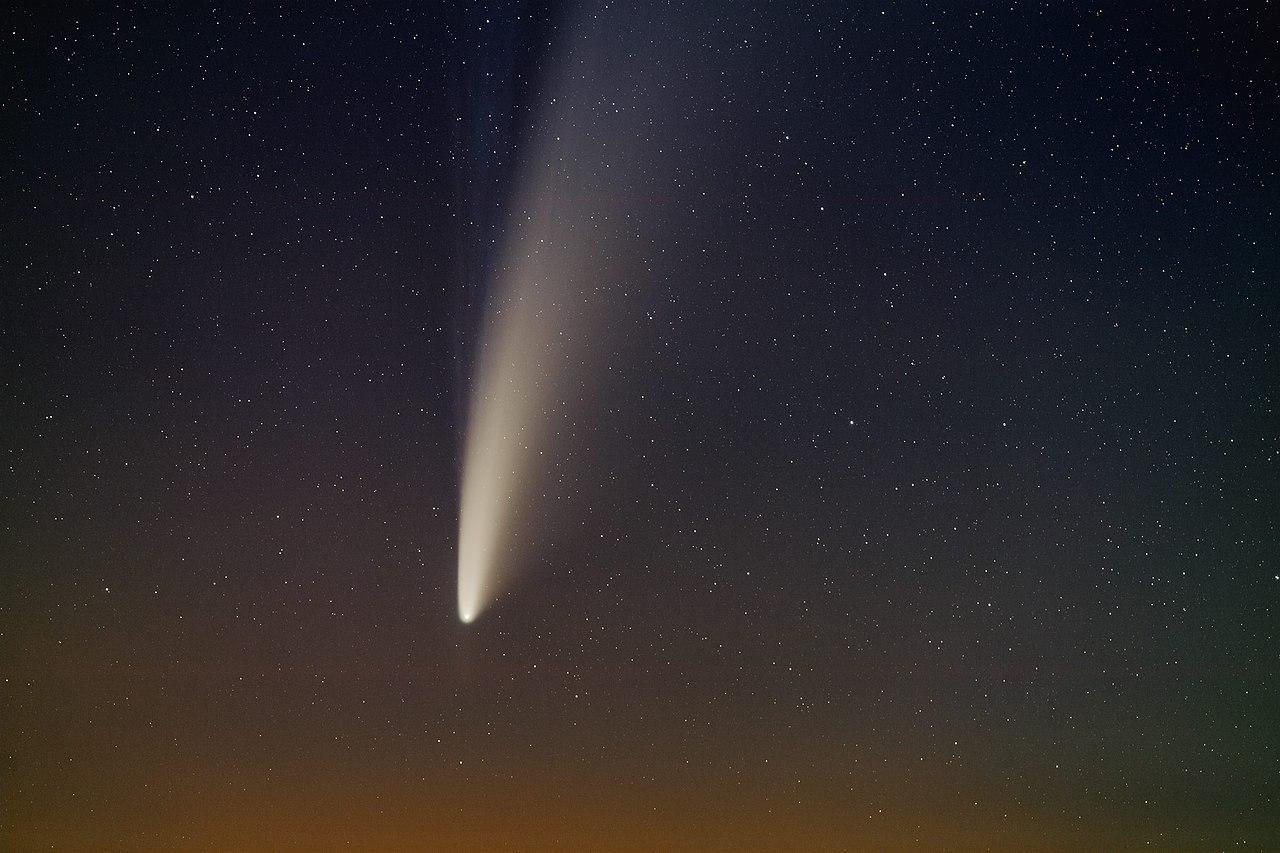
[3,1,1277,850]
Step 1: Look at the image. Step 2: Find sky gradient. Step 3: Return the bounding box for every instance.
[4,1,1278,849]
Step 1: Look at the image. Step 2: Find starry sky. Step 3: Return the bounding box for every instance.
[3,1,1278,850]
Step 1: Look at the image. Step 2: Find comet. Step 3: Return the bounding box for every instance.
[455,106,619,622]
[455,268,549,624]
[455,36,600,625]
[455,3,699,623]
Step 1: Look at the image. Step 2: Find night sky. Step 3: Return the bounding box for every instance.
[4,1,1279,850]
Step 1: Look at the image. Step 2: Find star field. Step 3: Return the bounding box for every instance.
[3,1,1278,850]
